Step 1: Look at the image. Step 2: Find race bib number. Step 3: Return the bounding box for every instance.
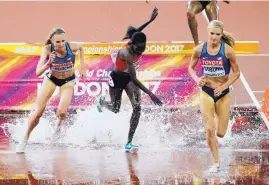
[203,66,225,77]
[201,59,225,77]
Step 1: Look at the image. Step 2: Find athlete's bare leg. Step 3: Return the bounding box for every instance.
[102,87,123,113]
[56,80,75,129]
[205,1,219,21]
[125,82,141,143]
[24,78,56,140]
[200,91,219,164]
[215,94,231,138]
[187,0,204,46]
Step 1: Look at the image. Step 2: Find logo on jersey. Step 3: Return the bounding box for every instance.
[201,59,225,77]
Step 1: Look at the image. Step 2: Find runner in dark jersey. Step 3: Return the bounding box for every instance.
[187,0,230,46]
[97,32,162,153]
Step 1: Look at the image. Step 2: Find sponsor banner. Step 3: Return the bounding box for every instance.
[0,41,259,56]
[0,54,199,110]
[0,41,259,111]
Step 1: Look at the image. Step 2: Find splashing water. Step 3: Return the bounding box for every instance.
[0,104,176,149]
[0,104,267,150]
[0,104,267,185]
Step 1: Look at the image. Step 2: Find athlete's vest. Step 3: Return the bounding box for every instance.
[50,42,75,73]
[112,42,142,73]
[199,42,230,77]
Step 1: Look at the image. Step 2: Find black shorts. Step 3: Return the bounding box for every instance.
[199,1,211,9]
[108,70,131,89]
[202,86,230,103]
[46,72,75,87]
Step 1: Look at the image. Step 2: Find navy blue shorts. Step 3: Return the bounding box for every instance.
[46,72,75,87]
[202,86,230,103]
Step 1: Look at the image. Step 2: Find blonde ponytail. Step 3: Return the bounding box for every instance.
[221,31,235,48]
[208,20,236,48]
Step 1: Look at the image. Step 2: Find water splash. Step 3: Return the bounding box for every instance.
[0,104,267,150]
[1,105,174,149]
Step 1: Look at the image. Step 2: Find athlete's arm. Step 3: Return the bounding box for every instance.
[121,50,152,95]
[120,49,162,106]
[222,45,240,89]
[36,46,51,77]
[137,7,158,32]
[188,44,203,84]
[70,42,86,78]
[77,43,86,78]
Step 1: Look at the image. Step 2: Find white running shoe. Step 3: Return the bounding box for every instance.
[16,140,28,154]
[208,163,220,173]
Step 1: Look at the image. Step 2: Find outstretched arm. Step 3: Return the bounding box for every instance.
[119,49,162,106]
[137,7,158,32]
[121,50,151,95]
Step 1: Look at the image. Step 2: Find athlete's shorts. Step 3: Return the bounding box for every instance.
[46,72,75,87]
[199,1,211,9]
[108,70,131,89]
[202,86,230,103]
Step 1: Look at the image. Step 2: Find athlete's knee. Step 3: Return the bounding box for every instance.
[131,105,141,120]
[216,120,229,138]
[217,131,227,138]
[111,101,121,114]
[34,111,43,120]
[202,115,214,125]
[205,128,216,146]
[57,109,67,120]
[187,10,196,19]
[206,127,215,138]
[217,133,225,138]
[32,106,45,121]
[133,105,141,113]
[31,113,42,125]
